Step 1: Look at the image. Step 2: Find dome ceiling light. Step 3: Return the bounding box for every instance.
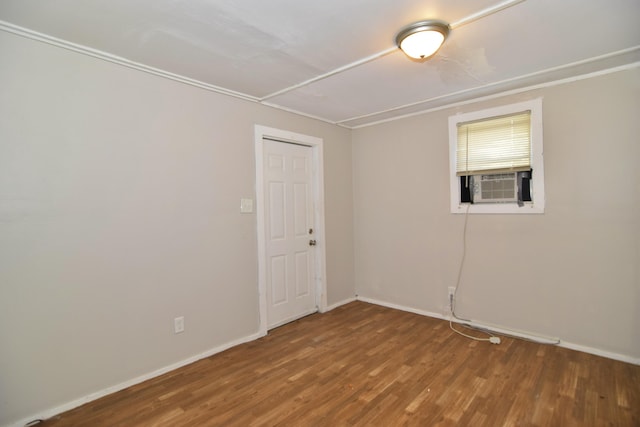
[395,20,450,60]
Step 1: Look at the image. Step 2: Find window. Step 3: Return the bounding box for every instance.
[448,99,545,214]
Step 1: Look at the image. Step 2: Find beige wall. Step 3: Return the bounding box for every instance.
[0,31,354,426]
[2,23,638,427]
[353,68,640,361]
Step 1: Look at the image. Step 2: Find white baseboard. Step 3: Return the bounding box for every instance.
[356,296,640,366]
[10,330,266,427]
[356,296,445,320]
[559,341,640,366]
[323,296,357,312]
[11,300,358,427]
[12,297,638,426]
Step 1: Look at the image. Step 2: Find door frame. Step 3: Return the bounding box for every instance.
[254,125,328,336]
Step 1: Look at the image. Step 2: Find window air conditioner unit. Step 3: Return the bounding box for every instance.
[473,173,517,203]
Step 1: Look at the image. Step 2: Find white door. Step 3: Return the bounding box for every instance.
[263,139,317,329]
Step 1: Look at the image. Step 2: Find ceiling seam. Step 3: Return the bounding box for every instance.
[2,1,636,131]
[259,100,348,128]
[337,46,640,126]
[259,47,398,101]
[0,0,532,125]
[347,61,640,129]
[449,0,527,29]
[258,0,528,102]
[0,19,351,128]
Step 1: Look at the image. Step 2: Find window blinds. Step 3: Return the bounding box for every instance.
[456,111,531,176]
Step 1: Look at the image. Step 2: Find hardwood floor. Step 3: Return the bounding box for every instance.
[41,302,639,426]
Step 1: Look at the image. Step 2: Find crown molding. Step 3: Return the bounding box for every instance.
[341,47,640,128]
[0,20,260,103]
[1,20,638,130]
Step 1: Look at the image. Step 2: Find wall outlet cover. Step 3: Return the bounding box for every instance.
[174,316,185,334]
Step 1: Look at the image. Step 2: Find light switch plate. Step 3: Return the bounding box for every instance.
[240,198,254,213]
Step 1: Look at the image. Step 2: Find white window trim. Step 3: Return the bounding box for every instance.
[448,98,545,214]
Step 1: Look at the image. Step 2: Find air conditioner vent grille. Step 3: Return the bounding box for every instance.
[474,173,517,203]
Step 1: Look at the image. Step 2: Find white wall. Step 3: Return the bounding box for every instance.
[0,31,354,426]
[353,68,640,362]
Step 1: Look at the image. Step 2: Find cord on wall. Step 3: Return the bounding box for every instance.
[448,203,499,343]
[448,203,560,346]
[451,204,471,322]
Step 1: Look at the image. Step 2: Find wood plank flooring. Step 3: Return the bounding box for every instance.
[40,301,639,426]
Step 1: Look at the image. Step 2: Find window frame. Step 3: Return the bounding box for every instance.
[448,99,545,214]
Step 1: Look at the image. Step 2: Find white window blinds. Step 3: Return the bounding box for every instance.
[456,111,531,176]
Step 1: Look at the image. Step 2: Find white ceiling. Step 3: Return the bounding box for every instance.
[1,0,639,128]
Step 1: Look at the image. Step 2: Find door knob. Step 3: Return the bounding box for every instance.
[309,239,317,246]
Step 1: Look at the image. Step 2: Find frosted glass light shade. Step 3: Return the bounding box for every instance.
[396,20,450,59]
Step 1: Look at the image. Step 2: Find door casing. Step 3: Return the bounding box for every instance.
[254,125,328,336]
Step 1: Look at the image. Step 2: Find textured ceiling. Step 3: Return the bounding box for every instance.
[1,0,639,128]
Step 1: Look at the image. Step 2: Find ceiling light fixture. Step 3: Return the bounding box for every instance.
[396,20,450,60]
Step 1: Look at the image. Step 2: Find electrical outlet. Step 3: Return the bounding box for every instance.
[444,287,456,317]
[174,316,185,334]
[443,305,452,319]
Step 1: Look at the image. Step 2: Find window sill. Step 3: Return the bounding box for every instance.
[451,202,544,214]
